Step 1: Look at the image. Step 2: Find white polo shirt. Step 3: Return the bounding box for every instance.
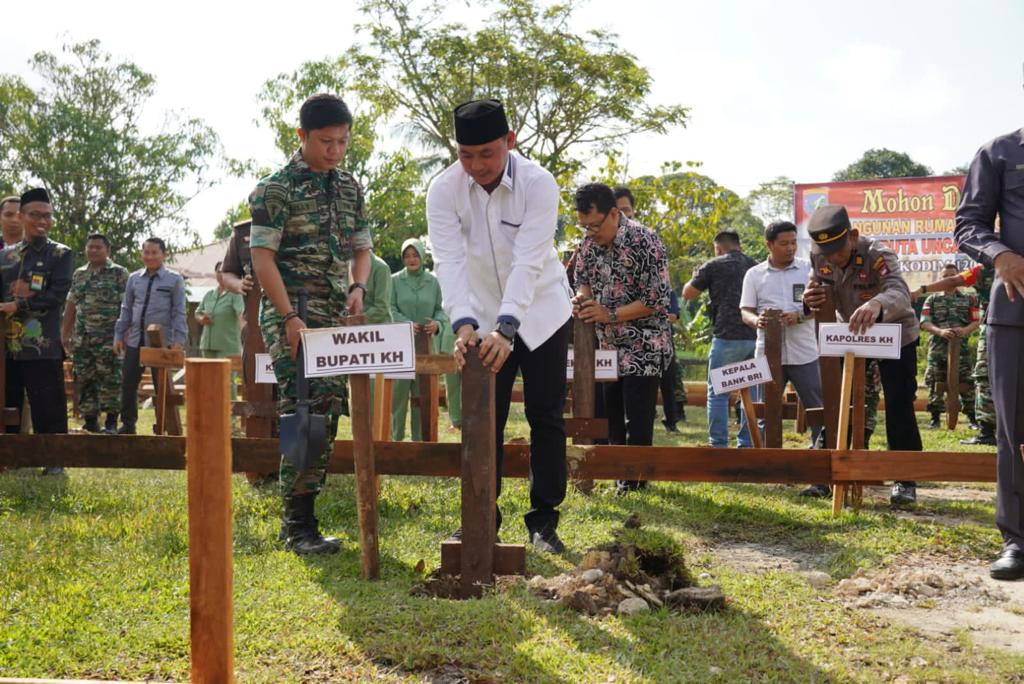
[739,257,818,366]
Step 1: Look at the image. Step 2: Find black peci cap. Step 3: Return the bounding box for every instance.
[454,99,510,145]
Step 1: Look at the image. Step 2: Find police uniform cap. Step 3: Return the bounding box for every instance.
[808,204,851,255]
[454,99,510,145]
[20,187,50,207]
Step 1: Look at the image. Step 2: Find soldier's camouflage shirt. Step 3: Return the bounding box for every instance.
[248,150,373,304]
[959,263,995,318]
[67,259,129,341]
[921,290,979,354]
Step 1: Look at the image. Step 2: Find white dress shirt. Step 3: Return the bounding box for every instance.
[426,153,572,350]
[739,257,819,366]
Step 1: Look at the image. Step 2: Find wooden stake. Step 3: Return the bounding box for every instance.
[850,358,866,512]
[946,337,961,430]
[346,314,379,580]
[832,351,856,515]
[571,318,596,494]
[460,348,497,597]
[185,358,234,684]
[416,330,439,442]
[816,287,841,450]
[740,387,763,449]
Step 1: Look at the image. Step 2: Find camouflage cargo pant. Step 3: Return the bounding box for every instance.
[261,297,349,497]
[974,324,995,429]
[864,359,880,434]
[72,333,121,416]
[924,341,974,415]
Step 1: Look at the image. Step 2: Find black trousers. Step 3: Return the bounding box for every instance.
[494,318,570,533]
[604,374,660,490]
[659,353,680,426]
[987,325,1024,551]
[877,339,923,488]
[4,358,67,434]
[120,345,160,428]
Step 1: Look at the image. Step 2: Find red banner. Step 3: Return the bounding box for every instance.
[795,175,966,289]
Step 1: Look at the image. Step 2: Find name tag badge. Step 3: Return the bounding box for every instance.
[792,283,804,303]
[29,273,45,292]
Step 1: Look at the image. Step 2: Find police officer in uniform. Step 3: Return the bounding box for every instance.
[0,188,73,474]
[802,204,923,507]
[954,124,1024,580]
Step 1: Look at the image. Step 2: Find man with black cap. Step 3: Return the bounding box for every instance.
[0,188,73,474]
[954,123,1024,580]
[427,98,572,554]
[801,204,922,506]
[683,228,757,448]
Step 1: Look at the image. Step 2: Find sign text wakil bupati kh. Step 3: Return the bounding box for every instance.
[302,323,416,378]
[817,322,902,359]
[708,355,773,396]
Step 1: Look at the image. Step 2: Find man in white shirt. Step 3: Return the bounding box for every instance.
[740,221,827,494]
[427,99,573,554]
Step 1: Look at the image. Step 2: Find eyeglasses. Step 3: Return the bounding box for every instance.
[580,211,609,232]
[26,212,53,222]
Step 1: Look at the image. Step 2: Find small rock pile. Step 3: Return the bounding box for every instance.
[528,516,726,617]
[837,565,1008,609]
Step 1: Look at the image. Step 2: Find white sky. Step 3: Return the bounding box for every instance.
[2,0,1022,244]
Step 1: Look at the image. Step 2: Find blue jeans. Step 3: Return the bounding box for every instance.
[707,337,756,447]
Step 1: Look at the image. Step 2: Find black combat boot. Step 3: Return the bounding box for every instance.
[81,415,102,433]
[283,494,341,555]
[928,412,940,429]
[961,423,996,446]
[104,413,119,434]
[966,412,979,430]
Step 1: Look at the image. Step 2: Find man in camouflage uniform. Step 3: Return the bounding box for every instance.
[249,93,372,555]
[914,262,996,445]
[862,359,881,446]
[920,263,980,428]
[61,234,128,433]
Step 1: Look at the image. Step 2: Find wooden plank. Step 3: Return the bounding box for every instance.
[146,325,182,436]
[3,407,19,427]
[816,287,841,450]
[139,346,185,369]
[832,449,996,483]
[763,309,783,448]
[440,541,525,576]
[346,314,379,580]
[241,278,274,440]
[185,359,234,683]
[459,349,497,597]
[415,353,457,375]
[832,351,857,515]
[753,402,800,421]
[564,417,608,440]
[740,388,763,449]
[946,338,961,429]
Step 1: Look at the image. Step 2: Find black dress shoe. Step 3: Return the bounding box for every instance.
[661,419,679,434]
[990,549,1024,580]
[116,424,136,435]
[530,529,566,555]
[890,482,917,507]
[961,433,996,446]
[799,484,832,498]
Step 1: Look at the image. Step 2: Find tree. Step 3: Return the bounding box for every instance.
[256,58,428,261]
[0,40,221,267]
[356,0,688,178]
[213,200,250,241]
[747,176,794,225]
[832,148,932,181]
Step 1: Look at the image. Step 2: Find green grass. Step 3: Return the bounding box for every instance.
[0,406,1017,683]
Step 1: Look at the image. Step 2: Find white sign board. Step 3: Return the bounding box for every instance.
[817,322,902,359]
[383,371,416,381]
[302,322,416,378]
[255,353,276,384]
[709,355,773,395]
[566,349,618,381]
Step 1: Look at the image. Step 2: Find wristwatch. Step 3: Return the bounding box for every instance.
[495,321,517,343]
[608,307,619,324]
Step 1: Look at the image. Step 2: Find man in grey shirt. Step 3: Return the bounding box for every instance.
[113,237,187,434]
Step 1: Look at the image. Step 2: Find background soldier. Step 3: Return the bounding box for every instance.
[954,124,1024,581]
[920,262,979,428]
[250,93,372,556]
[0,188,73,475]
[802,204,923,507]
[61,234,128,433]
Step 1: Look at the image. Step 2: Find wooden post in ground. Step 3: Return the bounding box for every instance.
[571,318,596,494]
[739,387,763,449]
[460,348,497,597]
[413,330,439,442]
[146,324,182,436]
[849,357,867,511]
[946,338,961,430]
[762,309,784,448]
[831,351,856,515]
[242,277,273,441]
[345,314,379,579]
[185,358,234,684]
[816,287,841,449]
